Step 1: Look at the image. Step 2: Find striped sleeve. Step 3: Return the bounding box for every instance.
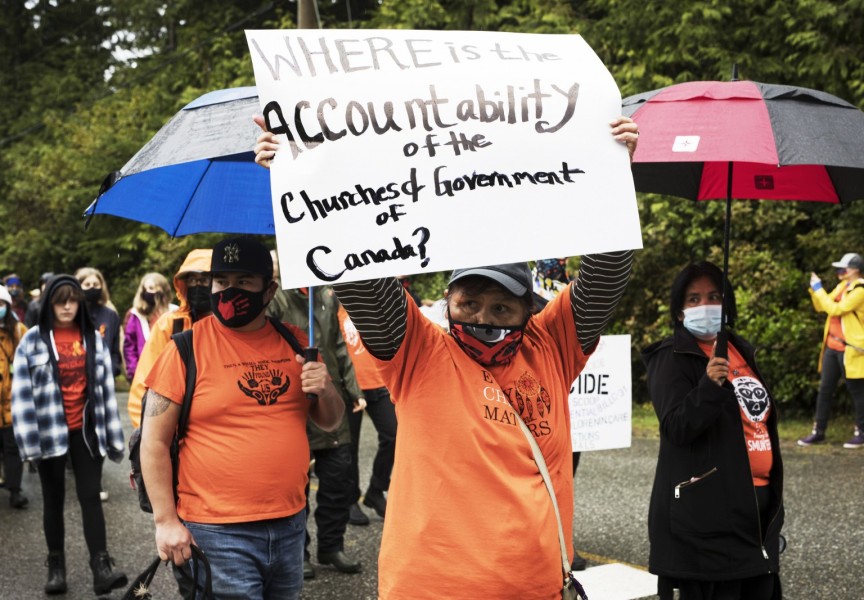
[333,278,408,361]
[571,250,634,354]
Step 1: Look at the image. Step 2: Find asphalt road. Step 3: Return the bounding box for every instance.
[0,393,861,599]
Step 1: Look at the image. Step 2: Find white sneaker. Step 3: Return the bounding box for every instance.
[99,490,109,502]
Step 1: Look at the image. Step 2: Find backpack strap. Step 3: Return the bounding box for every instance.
[171,329,196,440]
[171,317,185,335]
[266,317,306,356]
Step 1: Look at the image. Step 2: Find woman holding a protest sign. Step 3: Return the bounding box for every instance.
[255,116,638,599]
[641,261,784,600]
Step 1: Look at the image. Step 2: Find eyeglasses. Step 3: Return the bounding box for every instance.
[836,268,848,276]
[185,275,212,286]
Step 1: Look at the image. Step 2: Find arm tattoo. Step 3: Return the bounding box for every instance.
[143,390,173,417]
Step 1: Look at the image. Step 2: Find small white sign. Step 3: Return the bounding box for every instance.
[672,135,700,152]
[570,335,632,452]
[246,29,642,289]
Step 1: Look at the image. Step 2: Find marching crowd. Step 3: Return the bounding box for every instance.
[0,114,862,600]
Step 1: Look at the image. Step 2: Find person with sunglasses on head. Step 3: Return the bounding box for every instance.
[799,253,864,449]
[254,116,638,599]
[642,261,784,600]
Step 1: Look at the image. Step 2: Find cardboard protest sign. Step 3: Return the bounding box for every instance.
[246,29,642,288]
[569,335,632,451]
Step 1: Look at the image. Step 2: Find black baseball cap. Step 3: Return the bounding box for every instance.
[448,263,532,297]
[210,237,273,277]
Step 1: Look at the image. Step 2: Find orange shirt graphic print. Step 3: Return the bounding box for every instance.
[237,363,291,405]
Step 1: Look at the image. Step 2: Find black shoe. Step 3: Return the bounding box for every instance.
[303,559,316,580]
[90,551,128,595]
[9,490,28,509]
[362,486,387,518]
[317,550,362,574]
[348,502,370,526]
[570,551,587,571]
[45,551,67,595]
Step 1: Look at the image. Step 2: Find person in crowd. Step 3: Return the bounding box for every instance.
[11,275,127,595]
[0,285,29,509]
[123,272,176,382]
[798,252,864,449]
[532,257,588,572]
[75,268,122,379]
[268,278,365,578]
[254,113,638,599]
[337,304,396,525]
[75,267,123,503]
[3,274,29,322]
[641,261,784,600]
[25,272,55,328]
[127,250,212,428]
[141,237,344,599]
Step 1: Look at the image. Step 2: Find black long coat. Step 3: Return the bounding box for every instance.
[641,326,784,582]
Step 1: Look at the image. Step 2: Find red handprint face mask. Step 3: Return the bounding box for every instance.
[210,287,265,328]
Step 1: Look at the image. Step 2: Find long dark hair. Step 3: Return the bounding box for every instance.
[669,261,737,328]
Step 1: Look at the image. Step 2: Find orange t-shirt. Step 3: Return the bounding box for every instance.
[337,305,386,390]
[698,340,773,486]
[372,285,588,600]
[146,316,311,523]
[54,325,87,431]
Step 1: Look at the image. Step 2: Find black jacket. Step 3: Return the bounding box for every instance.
[641,326,784,581]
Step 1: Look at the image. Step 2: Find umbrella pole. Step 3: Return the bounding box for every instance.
[306,286,319,401]
[716,162,734,360]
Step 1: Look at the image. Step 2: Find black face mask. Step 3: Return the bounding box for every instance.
[83,288,102,305]
[186,285,212,315]
[141,291,157,307]
[210,287,265,329]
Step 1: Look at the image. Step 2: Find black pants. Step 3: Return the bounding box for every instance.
[658,574,776,600]
[814,347,864,431]
[1,426,24,493]
[37,429,107,557]
[305,443,352,555]
[347,387,397,497]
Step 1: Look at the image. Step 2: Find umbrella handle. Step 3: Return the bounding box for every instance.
[715,331,728,360]
[305,346,319,401]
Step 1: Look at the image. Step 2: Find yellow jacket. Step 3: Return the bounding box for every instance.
[809,277,864,378]
[1,321,28,427]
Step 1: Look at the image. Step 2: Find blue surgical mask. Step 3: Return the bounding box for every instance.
[682,305,723,340]
[0,305,6,319]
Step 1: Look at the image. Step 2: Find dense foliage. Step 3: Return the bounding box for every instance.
[1,0,863,414]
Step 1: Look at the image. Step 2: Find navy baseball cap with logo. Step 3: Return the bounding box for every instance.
[448,262,533,297]
[211,237,273,278]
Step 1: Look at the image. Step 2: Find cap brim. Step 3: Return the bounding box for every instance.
[449,268,528,296]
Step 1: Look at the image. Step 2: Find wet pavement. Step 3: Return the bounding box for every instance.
[0,393,861,599]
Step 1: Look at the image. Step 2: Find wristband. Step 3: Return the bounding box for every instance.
[811,281,822,291]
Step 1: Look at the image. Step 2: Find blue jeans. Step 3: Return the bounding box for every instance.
[185,511,306,600]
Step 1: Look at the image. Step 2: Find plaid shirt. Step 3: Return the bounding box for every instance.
[11,326,124,462]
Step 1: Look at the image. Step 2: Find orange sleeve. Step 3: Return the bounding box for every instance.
[144,341,187,405]
[533,282,586,385]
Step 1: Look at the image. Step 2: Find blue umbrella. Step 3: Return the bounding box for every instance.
[86,86,319,380]
[85,86,273,237]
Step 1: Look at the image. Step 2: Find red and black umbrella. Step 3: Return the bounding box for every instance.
[622,76,864,354]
